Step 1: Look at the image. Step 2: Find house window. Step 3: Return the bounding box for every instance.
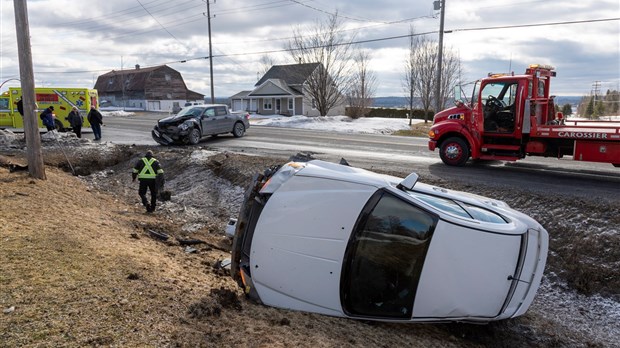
[311,99,317,109]
[165,74,171,81]
[288,98,293,110]
[263,99,272,110]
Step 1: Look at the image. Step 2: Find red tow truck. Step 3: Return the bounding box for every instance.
[428,64,620,167]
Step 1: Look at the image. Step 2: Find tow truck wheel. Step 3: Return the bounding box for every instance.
[440,137,470,166]
[188,128,201,145]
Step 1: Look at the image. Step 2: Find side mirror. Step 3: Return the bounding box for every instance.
[397,172,419,190]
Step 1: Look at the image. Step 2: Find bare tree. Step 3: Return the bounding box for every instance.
[347,50,376,119]
[403,28,436,124]
[402,27,460,124]
[258,54,277,80]
[437,49,460,111]
[286,12,354,116]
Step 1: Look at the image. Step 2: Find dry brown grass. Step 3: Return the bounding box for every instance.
[0,167,231,346]
[392,121,433,137]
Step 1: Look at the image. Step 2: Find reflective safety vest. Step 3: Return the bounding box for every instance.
[136,157,162,179]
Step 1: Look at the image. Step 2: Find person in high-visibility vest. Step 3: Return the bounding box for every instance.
[132,150,164,213]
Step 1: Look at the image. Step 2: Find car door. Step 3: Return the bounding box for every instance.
[200,107,217,135]
[214,106,231,133]
[412,219,523,320]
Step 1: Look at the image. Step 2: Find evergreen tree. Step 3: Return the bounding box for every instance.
[561,103,572,116]
[593,100,605,118]
[585,97,594,118]
[604,89,619,115]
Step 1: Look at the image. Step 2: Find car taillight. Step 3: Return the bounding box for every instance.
[245,113,250,120]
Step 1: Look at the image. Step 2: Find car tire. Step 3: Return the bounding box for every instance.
[439,137,470,166]
[188,128,201,145]
[54,119,64,132]
[232,122,245,138]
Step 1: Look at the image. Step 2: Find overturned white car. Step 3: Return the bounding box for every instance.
[230,160,548,323]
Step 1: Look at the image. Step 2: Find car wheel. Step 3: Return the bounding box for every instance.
[232,122,245,138]
[439,137,470,166]
[188,128,201,145]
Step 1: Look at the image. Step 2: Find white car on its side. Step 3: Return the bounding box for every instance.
[229,160,548,323]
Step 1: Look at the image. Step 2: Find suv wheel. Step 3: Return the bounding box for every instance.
[232,122,245,138]
[188,128,201,145]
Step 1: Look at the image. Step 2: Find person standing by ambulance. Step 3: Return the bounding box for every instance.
[66,107,84,138]
[87,106,104,140]
[40,106,55,132]
[132,150,164,213]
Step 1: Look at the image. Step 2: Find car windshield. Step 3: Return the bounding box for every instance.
[407,190,507,223]
[177,106,205,117]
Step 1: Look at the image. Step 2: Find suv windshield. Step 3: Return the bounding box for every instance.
[178,106,206,117]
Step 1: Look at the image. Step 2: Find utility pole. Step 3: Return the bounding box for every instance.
[13,0,45,179]
[206,0,215,103]
[434,0,446,114]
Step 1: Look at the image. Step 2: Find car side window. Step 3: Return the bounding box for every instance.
[215,106,227,116]
[342,191,437,319]
[204,108,215,117]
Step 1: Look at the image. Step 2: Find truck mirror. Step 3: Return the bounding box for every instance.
[454,85,465,106]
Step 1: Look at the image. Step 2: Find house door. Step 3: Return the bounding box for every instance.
[275,99,281,114]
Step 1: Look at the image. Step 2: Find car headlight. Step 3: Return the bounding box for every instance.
[179,122,190,130]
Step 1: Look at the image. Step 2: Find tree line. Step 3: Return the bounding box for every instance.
[575,90,619,118]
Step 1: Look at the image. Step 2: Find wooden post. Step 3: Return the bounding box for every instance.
[13,0,46,179]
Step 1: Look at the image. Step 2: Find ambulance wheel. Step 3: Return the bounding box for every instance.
[54,119,65,132]
[440,137,469,166]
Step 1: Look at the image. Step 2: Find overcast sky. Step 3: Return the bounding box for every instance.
[0,0,618,99]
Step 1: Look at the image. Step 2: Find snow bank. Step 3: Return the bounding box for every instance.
[252,115,423,134]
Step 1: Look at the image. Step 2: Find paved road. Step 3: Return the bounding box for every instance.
[101,112,620,202]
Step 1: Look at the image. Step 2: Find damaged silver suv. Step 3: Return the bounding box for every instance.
[229,160,548,323]
[152,104,250,145]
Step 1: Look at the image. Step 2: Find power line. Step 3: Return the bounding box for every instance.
[30,17,620,75]
[445,17,619,33]
[135,0,183,46]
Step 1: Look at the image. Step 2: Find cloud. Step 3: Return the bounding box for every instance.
[1,0,618,98]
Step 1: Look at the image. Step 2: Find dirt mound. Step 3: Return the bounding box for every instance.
[1,140,618,347]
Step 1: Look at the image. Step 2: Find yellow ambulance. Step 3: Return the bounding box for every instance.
[0,87,98,130]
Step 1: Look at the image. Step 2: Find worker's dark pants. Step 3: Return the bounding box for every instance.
[138,179,158,210]
[73,126,82,138]
[91,123,102,140]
